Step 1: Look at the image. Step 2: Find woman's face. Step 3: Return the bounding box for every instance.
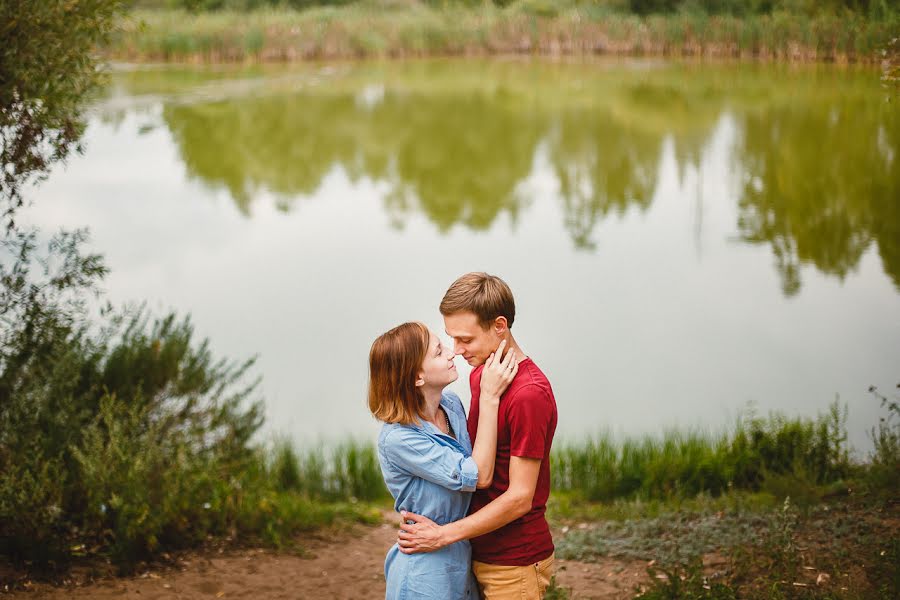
[419,330,458,389]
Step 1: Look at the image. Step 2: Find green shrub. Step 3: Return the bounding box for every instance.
[71,393,248,563]
[0,450,66,563]
[0,230,264,567]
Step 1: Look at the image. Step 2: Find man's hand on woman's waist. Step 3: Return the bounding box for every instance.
[398,511,447,554]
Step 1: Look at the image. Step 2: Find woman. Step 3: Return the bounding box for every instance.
[368,321,517,600]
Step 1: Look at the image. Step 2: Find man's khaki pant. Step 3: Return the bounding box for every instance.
[472,553,555,600]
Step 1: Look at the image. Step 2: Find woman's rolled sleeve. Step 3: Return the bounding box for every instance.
[382,429,479,492]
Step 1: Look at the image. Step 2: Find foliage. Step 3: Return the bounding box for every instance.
[0,0,124,227]
[107,6,899,64]
[762,497,802,586]
[134,0,899,17]
[543,575,573,599]
[0,228,381,569]
[884,36,900,86]
[0,230,269,567]
[864,384,900,497]
[555,492,898,598]
[556,501,771,564]
[269,439,388,502]
[869,536,900,600]
[635,556,738,599]
[552,402,852,503]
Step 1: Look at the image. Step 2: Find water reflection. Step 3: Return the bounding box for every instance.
[550,108,662,249]
[736,96,899,295]
[119,61,899,295]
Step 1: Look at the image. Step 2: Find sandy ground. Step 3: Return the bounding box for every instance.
[3,512,650,600]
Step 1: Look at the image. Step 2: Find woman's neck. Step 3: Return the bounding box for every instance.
[420,386,443,424]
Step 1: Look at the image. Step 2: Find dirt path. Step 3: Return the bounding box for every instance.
[5,513,649,599]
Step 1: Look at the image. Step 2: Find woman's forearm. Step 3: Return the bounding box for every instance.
[471,396,499,488]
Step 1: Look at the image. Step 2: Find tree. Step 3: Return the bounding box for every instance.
[0,0,123,228]
[0,2,266,567]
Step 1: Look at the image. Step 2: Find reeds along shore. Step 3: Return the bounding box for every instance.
[106,7,899,64]
[278,401,874,507]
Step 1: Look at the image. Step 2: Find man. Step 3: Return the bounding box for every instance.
[398,272,558,600]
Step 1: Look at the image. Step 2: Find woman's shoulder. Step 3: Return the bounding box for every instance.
[441,390,465,415]
[378,421,425,450]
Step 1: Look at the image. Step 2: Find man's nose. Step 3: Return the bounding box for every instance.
[453,341,464,355]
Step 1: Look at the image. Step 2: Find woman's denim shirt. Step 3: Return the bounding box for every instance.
[378,391,479,599]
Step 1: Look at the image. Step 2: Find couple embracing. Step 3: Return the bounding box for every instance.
[368,272,558,600]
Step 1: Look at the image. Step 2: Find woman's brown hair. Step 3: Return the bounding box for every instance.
[368,321,429,425]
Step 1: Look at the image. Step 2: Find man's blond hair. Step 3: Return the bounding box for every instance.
[439,272,515,330]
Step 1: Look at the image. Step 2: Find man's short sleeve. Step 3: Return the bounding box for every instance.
[506,384,554,459]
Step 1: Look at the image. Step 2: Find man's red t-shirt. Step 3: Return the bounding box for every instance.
[467,357,557,566]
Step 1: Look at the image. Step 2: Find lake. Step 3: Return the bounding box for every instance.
[23,58,900,452]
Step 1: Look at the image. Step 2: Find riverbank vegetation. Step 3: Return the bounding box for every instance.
[108,1,900,63]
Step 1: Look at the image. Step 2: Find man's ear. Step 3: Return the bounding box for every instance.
[493,316,508,335]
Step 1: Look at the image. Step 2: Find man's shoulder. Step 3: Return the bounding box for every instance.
[508,359,554,396]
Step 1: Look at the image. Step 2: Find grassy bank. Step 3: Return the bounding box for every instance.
[106,5,899,63]
[548,491,900,599]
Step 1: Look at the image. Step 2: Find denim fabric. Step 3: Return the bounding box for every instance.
[379,391,480,600]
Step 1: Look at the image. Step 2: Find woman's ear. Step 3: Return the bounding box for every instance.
[415,372,425,387]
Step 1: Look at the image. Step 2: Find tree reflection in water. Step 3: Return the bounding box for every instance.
[146,61,898,295]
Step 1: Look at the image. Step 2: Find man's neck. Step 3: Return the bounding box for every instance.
[502,334,527,365]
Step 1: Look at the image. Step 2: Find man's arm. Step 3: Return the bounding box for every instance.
[397,456,540,554]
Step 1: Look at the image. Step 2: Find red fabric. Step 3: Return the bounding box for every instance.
[466,357,557,566]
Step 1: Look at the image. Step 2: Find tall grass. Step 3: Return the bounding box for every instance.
[267,400,862,511]
[106,6,899,63]
[552,402,852,502]
[269,439,387,501]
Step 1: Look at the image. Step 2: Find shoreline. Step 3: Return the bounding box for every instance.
[105,8,899,65]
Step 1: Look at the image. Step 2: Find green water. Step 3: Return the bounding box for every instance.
[30,59,900,448]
